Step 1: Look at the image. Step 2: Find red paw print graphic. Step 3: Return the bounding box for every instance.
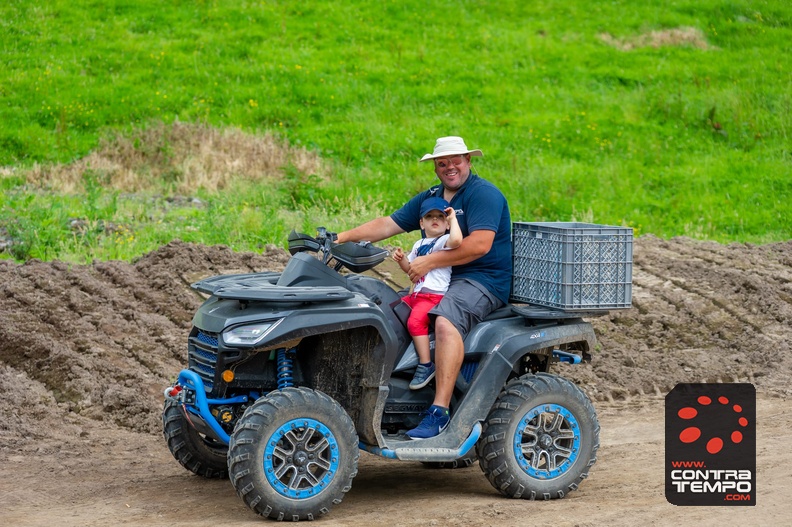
[677,395,750,454]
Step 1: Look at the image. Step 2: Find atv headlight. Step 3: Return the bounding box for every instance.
[222,319,282,346]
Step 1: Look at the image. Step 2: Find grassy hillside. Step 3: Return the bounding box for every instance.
[1,0,790,262]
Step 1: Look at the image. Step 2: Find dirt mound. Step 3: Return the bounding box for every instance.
[0,236,792,448]
[1,236,790,444]
[567,235,792,401]
[0,241,290,441]
[1,236,790,526]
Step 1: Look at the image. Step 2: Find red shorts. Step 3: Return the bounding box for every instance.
[401,292,444,337]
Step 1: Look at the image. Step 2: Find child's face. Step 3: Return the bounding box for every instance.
[420,210,448,237]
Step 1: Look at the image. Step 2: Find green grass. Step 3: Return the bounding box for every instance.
[0,169,388,263]
[1,0,790,262]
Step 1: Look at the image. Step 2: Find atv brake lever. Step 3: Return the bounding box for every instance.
[315,227,338,243]
[315,227,335,264]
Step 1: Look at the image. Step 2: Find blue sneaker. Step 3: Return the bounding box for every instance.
[406,405,450,439]
[409,363,436,390]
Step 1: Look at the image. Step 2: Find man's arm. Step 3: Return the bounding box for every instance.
[407,229,495,282]
[337,216,405,244]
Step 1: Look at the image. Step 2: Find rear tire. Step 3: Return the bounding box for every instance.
[477,373,599,499]
[162,400,228,479]
[228,387,359,521]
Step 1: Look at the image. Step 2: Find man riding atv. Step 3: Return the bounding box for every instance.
[338,136,511,439]
[162,136,616,521]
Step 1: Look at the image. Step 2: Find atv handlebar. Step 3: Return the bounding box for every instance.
[287,228,388,273]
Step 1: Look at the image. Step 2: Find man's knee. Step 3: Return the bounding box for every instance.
[434,316,460,340]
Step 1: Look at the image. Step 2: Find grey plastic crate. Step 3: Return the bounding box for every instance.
[511,222,633,311]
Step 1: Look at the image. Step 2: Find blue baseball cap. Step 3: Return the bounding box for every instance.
[420,197,450,217]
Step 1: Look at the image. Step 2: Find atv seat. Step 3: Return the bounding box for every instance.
[511,304,610,320]
[482,305,515,321]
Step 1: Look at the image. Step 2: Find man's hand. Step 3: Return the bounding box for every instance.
[407,255,432,283]
[408,229,496,282]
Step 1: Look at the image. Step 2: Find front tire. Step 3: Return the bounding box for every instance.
[162,400,228,479]
[477,373,599,500]
[228,387,359,521]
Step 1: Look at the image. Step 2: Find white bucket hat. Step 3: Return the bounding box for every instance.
[420,136,483,162]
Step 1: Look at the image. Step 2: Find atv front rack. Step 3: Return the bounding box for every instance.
[191,272,354,302]
[213,286,353,302]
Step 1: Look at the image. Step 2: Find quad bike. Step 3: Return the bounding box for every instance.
[163,228,603,521]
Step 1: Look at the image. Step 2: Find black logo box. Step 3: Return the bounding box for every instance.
[665,383,756,506]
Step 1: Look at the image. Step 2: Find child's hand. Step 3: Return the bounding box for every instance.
[392,247,404,262]
[444,206,456,221]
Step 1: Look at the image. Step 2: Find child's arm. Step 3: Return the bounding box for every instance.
[392,247,411,274]
[444,207,463,249]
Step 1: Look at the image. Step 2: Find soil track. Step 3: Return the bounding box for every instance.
[1,236,790,526]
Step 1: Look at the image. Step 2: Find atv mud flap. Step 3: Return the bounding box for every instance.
[163,369,249,446]
[359,422,481,462]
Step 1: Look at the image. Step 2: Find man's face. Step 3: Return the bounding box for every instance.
[433,154,471,191]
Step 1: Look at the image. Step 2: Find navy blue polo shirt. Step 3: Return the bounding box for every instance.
[391,174,512,304]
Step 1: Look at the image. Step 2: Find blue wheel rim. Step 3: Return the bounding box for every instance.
[513,403,581,480]
[263,418,340,499]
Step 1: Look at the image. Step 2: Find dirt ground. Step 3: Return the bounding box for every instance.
[1,235,790,526]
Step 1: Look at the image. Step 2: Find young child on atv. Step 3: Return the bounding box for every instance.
[392,197,462,390]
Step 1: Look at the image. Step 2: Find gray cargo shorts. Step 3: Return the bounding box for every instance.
[429,278,503,340]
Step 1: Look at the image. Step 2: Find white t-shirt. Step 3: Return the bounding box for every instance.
[408,234,452,294]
